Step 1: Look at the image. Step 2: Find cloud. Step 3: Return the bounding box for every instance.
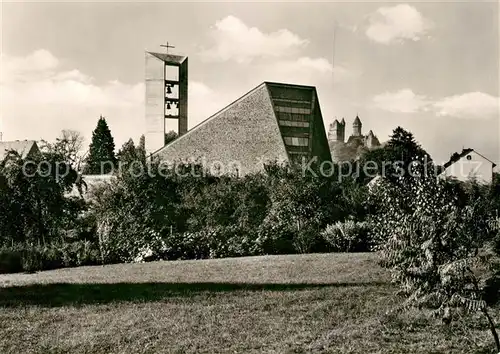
[1,50,223,150]
[1,49,59,83]
[188,82,230,127]
[256,57,359,87]
[433,92,499,118]
[201,15,308,63]
[372,89,429,113]
[365,4,432,44]
[372,89,499,119]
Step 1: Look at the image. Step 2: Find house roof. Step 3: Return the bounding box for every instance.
[0,140,39,160]
[444,148,497,169]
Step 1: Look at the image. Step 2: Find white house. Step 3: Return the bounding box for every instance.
[440,148,497,183]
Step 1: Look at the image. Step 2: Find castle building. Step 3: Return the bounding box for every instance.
[328,115,382,162]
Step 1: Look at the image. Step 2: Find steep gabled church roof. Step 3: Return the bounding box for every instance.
[153,82,332,175]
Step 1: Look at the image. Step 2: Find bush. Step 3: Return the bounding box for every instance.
[0,241,101,274]
[321,220,371,252]
[253,222,296,255]
[292,226,330,254]
[371,175,500,351]
[0,246,23,274]
[129,226,262,263]
[21,247,45,273]
[207,226,256,258]
[41,246,64,270]
[159,230,210,261]
[60,240,100,267]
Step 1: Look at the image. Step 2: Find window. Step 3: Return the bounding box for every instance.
[283,137,309,146]
[277,112,292,120]
[291,114,309,122]
[466,155,472,160]
[275,106,311,115]
[279,120,309,128]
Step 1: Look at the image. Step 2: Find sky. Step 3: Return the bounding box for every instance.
[1,0,499,164]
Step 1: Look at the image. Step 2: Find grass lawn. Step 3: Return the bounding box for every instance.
[0,253,498,354]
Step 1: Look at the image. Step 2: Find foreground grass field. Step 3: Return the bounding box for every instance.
[0,253,498,353]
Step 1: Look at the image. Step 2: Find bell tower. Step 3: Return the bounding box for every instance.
[145,45,188,155]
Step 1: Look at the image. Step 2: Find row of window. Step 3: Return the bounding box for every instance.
[279,120,310,128]
[283,137,309,147]
[272,98,312,108]
[275,106,311,114]
[276,112,310,122]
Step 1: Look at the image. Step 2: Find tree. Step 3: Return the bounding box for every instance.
[116,138,148,178]
[0,147,83,245]
[42,130,84,169]
[164,130,178,145]
[360,127,434,184]
[137,135,146,161]
[371,176,500,351]
[84,116,117,175]
[117,139,137,164]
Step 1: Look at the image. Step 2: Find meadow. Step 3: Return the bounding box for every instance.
[1,253,497,354]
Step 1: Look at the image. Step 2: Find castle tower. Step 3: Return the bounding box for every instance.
[328,118,345,143]
[340,118,345,142]
[366,130,381,149]
[145,50,188,155]
[352,115,362,137]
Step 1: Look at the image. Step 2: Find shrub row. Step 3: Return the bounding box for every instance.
[0,218,374,273]
[118,221,372,264]
[0,240,101,274]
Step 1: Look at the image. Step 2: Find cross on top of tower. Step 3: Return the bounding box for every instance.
[160,42,175,54]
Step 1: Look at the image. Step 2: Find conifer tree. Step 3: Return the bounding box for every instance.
[117,138,138,165]
[84,116,117,175]
[137,134,146,161]
[164,130,178,145]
